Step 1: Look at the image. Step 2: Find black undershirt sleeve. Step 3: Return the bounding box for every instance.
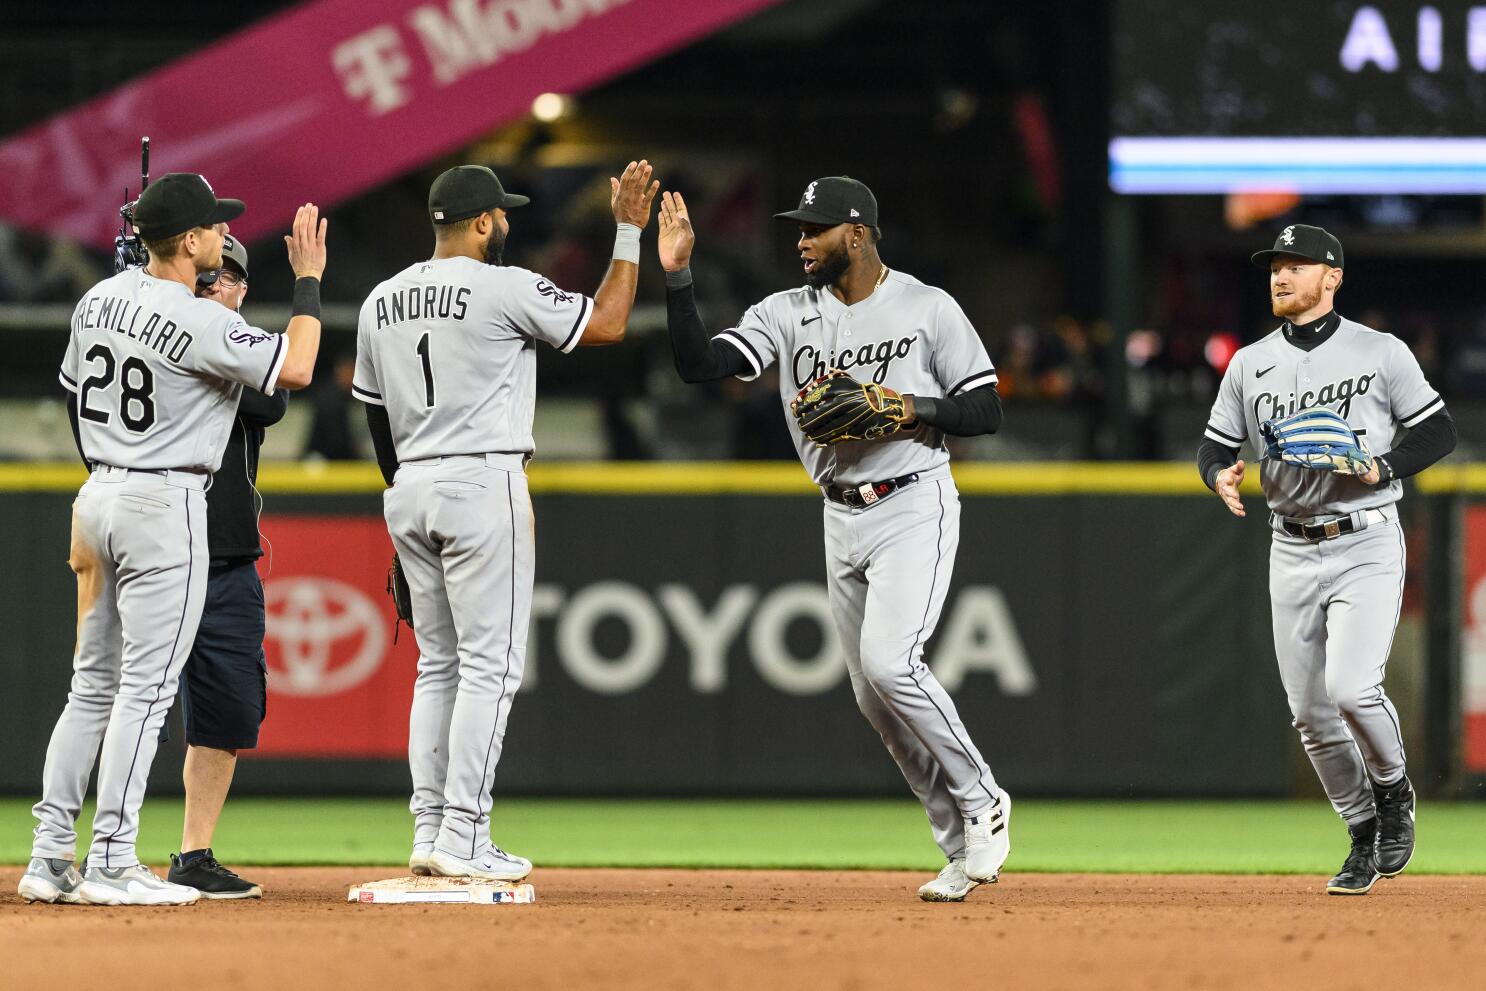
[364,403,400,486]
[665,269,752,383]
[1197,437,1241,492]
[65,394,88,469]
[1376,408,1456,483]
[911,384,1003,437]
[238,386,290,429]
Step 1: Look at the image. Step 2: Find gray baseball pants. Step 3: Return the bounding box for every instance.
[384,454,532,862]
[824,467,1002,861]
[1270,510,1408,824]
[32,467,209,868]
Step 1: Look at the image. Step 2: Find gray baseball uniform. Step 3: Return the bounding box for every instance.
[353,257,590,861]
[718,269,1003,860]
[35,267,286,868]
[1205,316,1442,822]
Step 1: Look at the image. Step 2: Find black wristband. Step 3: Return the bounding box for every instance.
[912,395,939,425]
[664,267,693,289]
[1375,456,1395,485]
[291,276,321,320]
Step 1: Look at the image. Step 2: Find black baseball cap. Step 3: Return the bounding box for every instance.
[1250,224,1344,269]
[774,176,878,226]
[429,165,530,224]
[197,234,250,290]
[133,173,245,240]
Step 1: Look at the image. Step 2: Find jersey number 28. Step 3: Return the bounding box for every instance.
[79,343,156,433]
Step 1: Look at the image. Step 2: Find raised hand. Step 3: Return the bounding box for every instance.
[657,191,694,272]
[284,203,328,280]
[610,160,659,228]
[1216,460,1246,517]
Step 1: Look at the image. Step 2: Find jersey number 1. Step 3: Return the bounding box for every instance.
[78,343,156,433]
[416,333,436,408]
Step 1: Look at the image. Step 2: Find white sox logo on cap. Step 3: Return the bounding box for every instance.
[803,181,818,205]
[1281,225,1296,246]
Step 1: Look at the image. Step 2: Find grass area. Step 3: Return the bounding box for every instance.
[2,797,1484,874]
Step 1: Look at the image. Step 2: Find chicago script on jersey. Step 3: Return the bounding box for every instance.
[792,335,919,387]
[1252,371,1377,421]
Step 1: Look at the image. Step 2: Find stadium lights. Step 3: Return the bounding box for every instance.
[531,92,574,123]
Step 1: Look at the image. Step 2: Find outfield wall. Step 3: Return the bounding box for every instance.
[0,462,1465,798]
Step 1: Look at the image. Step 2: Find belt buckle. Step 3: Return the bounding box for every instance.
[1323,520,1341,539]
[857,483,879,506]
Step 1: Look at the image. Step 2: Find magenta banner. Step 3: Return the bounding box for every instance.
[0,0,780,248]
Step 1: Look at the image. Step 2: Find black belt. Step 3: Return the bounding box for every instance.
[824,472,920,508]
[1275,514,1359,541]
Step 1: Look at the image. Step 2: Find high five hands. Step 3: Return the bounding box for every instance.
[657,191,694,273]
[611,160,660,229]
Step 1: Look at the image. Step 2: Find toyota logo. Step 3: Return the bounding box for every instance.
[264,576,387,697]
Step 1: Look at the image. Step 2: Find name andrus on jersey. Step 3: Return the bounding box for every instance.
[1252,370,1377,422]
[792,334,918,388]
[74,295,193,363]
[373,284,472,330]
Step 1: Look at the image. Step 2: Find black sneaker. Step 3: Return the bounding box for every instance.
[1326,818,1380,895]
[167,849,263,900]
[1373,776,1416,877]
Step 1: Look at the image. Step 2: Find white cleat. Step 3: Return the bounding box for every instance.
[77,864,200,906]
[17,857,84,904]
[964,790,1011,883]
[918,860,981,902]
[427,846,532,882]
[409,844,434,877]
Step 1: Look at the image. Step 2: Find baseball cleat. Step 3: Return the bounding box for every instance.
[918,860,981,902]
[1326,818,1380,895]
[168,850,262,899]
[409,844,434,877]
[17,857,84,904]
[78,864,200,906]
[963,790,1011,883]
[427,846,532,882]
[1372,776,1415,877]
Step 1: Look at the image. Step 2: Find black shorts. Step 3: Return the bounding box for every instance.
[172,559,268,750]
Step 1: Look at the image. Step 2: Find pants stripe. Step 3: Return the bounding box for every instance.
[471,474,516,859]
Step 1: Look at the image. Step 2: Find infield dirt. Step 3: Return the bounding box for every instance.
[3,868,1484,990]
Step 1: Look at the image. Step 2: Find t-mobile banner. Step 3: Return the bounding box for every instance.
[0,0,781,248]
[1461,506,1486,771]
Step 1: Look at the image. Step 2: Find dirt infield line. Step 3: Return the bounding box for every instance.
[4,868,1484,990]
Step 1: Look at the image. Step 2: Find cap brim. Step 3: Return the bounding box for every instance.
[773,208,847,224]
[207,198,246,226]
[499,193,530,209]
[1252,249,1338,269]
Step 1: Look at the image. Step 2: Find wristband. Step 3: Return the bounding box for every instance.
[291,276,321,320]
[614,223,641,264]
[1376,456,1395,484]
[664,266,694,289]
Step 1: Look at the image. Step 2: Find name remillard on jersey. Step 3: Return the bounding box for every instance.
[74,295,195,363]
[1253,371,1378,422]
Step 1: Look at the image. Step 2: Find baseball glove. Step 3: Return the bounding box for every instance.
[387,553,414,639]
[791,369,911,446]
[1260,406,1374,476]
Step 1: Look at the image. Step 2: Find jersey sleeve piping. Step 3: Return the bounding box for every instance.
[949,369,998,395]
[558,296,592,353]
[1400,396,1444,429]
[714,331,762,382]
[1205,424,1244,445]
[351,382,385,406]
[259,333,289,396]
[59,370,78,393]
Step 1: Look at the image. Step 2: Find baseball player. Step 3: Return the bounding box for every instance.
[18,175,327,906]
[353,162,658,881]
[154,236,284,899]
[658,178,1011,902]
[1198,224,1457,894]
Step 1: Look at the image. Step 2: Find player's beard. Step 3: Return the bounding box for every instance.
[483,227,506,267]
[1272,282,1323,319]
[804,242,850,289]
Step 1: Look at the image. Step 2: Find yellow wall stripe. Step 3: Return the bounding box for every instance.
[4,460,1484,495]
